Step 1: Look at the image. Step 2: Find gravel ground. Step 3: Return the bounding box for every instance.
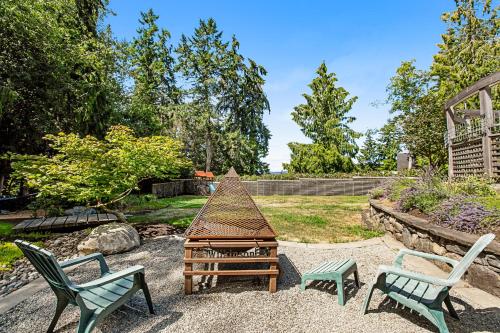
[0,237,499,333]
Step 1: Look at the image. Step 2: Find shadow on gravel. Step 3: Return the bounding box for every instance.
[366,295,500,333]
[194,254,301,294]
[306,278,363,303]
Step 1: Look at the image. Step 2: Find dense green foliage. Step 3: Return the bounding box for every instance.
[0,2,271,195]
[0,0,124,190]
[285,63,360,173]
[431,0,499,102]
[0,242,23,270]
[176,19,271,174]
[366,0,499,170]
[387,61,448,168]
[7,126,191,217]
[127,9,180,136]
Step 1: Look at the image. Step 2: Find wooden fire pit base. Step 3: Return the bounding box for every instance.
[184,239,279,294]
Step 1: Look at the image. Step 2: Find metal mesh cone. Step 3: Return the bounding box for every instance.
[185,167,277,239]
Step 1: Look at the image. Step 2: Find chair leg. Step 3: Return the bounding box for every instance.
[300,277,307,291]
[76,310,98,333]
[139,273,155,314]
[430,309,450,333]
[444,295,459,320]
[77,316,97,333]
[353,269,361,288]
[361,283,376,314]
[47,295,68,333]
[336,278,345,306]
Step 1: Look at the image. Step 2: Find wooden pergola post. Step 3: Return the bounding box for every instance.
[479,87,494,177]
[446,107,456,178]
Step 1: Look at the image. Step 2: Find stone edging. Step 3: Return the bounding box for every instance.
[368,199,500,297]
[369,200,500,255]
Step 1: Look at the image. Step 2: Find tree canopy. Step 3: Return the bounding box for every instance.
[176,19,271,174]
[375,0,499,170]
[8,126,191,219]
[0,2,272,193]
[285,63,359,173]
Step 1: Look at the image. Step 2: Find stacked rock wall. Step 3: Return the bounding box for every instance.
[367,200,500,297]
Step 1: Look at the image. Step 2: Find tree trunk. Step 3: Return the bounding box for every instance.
[206,130,212,172]
[0,174,4,195]
[100,205,127,223]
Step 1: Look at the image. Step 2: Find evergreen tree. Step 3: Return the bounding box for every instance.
[358,129,381,170]
[377,119,402,170]
[176,19,228,172]
[176,19,270,174]
[285,62,360,173]
[128,9,180,136]
[431,0,499,102]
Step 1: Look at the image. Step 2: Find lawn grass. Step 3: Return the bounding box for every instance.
[0,222,13,238]
[254,195,381,243]
[128,194,381,243]
[0,240,45,271]
[0,242,23,271]
[120,194,206,212]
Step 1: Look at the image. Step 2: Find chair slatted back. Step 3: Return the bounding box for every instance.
[447,233,495,284]
[15,240,77,301]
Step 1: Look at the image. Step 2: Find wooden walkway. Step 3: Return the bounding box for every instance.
[13,213,118,232]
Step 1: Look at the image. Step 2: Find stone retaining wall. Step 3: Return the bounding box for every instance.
[366,200,500,297]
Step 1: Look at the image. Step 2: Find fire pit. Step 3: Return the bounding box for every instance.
[183,167,279,294]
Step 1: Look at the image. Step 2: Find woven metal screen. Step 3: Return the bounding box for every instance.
[185,167,277,240]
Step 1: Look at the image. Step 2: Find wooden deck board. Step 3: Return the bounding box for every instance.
[13,214,118,232]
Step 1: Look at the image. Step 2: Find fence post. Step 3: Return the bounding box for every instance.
[480,87,494,177]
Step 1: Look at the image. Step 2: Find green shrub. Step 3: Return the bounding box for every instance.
[368,187,385,199]
[388,178,417,201]
[447,176,496,197]
[398,187,448,214]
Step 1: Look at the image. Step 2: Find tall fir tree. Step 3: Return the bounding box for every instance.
[285,62,360,173]
[176,19,270,174]
[358,129,381,170]
[128,9,180,136]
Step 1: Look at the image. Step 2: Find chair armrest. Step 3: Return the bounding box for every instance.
[393,249,459,268]
[378,265,453,287]
[76,265,145,289]
[59,253,109,274]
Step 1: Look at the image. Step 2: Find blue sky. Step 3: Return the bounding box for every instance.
[106,0,454,171]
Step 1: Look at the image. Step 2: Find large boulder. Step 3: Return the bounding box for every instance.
[78,223,140,255]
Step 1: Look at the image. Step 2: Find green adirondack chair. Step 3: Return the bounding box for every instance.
[15,240,155,333]
[362,233,495,333]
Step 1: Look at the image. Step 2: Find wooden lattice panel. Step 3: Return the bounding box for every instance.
[492,135,500,178]
[451,139,484,176]
[185,167,277,240]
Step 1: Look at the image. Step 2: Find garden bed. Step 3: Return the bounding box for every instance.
[367,199,500,297]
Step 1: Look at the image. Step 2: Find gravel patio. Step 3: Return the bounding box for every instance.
[0,236,499,333]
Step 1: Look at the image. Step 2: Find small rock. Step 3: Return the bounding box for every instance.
[432,242,446,256]
[392,221,404,232]
[416,232,428,239]
[486,254,500,269]
[445,244,467,256]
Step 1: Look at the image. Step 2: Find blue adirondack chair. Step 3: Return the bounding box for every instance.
[362,233,495,333]
[15,240,155,333]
